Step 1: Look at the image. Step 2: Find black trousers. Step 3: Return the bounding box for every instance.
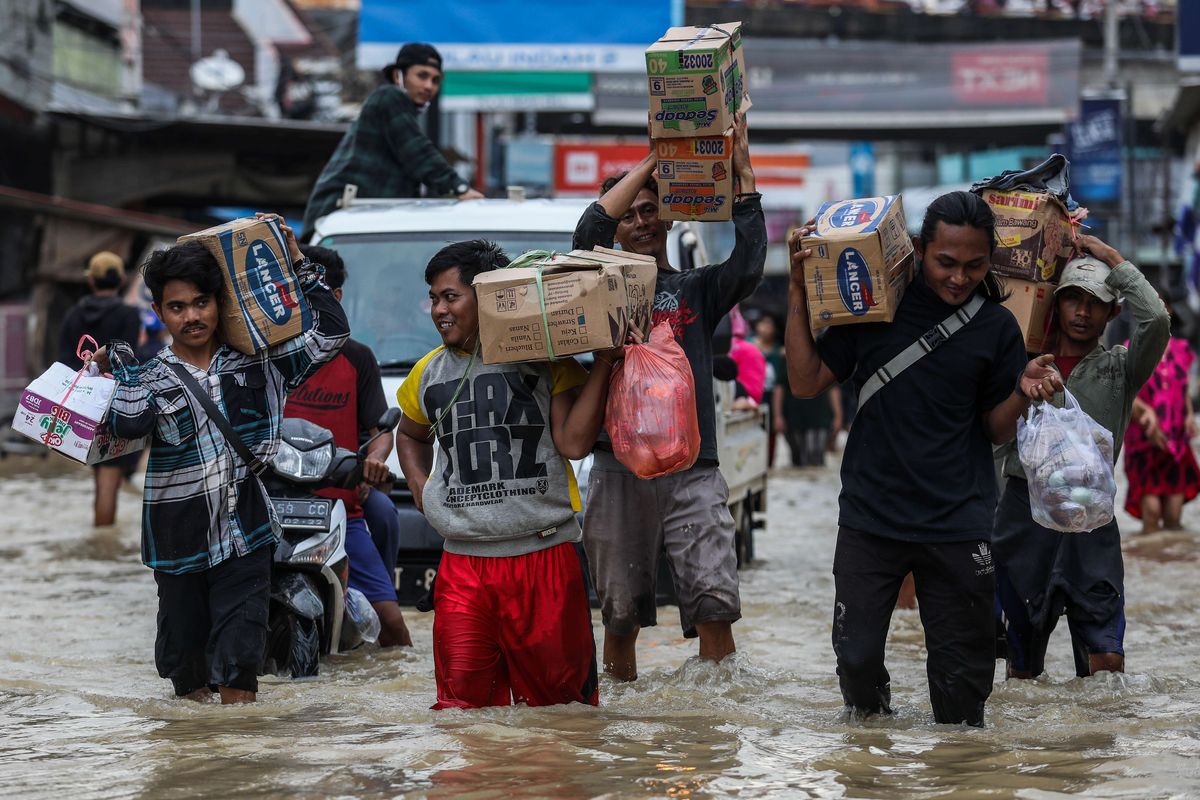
[832,527,996,726]
[154,545,271,696]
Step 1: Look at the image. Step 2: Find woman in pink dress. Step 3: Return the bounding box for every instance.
[1124,333,1200,533]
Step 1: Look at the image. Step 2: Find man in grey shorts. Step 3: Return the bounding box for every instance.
[572,113,767,679]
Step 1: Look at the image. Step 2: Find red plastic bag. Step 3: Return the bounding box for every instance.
[605,323,700,479]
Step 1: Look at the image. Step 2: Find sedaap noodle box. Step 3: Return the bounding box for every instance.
[646,22,750,139]
[798,195,914,329]
[656,129,734,222]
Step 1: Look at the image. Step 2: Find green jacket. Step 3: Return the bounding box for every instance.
[1001,260,1170,480]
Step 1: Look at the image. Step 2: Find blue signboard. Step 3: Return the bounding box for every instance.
[1181,1,1200,72]
[1068,96,1122,204]
[358,0,679,72]
[849,142,875,198]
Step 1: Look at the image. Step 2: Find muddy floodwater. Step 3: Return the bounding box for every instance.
[2,452,1199,799]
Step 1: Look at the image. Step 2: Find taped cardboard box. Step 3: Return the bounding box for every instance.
[178,217,312,355]
[646,22,750,138]
[798,195,915,328]
[474,248,658,365]
[12,362,149,465]
[656,129,734,221]
[1001,277,1056,352]
[979,189,1073,283]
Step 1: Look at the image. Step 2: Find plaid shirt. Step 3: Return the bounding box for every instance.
[302,85,464,233]
[108,266,349,574]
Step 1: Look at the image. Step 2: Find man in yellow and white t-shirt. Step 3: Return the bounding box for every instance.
[395,239,621,709]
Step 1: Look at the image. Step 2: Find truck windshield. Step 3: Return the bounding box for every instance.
[319,231,574,371]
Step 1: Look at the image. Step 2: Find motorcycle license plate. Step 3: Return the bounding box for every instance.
[271,497,331,531]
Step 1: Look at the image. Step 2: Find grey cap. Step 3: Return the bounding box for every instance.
[1055,255,1117,303]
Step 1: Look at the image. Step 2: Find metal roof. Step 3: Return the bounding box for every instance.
[313,198,594,238]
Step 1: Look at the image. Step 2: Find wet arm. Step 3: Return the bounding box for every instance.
[784,233,838,398]
[550,359,617,459]
[983,354,1061,444]
[394,415,434,512]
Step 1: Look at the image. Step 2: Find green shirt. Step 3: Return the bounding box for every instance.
[1001,260,1171,480]
[302,85,464,234]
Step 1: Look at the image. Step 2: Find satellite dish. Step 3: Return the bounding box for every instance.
[190,49,245,92]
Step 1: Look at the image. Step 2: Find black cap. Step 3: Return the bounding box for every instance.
[381,42,443,82]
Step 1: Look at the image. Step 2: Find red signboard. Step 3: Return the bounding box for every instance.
[554,143,811,194]
[952,50,1048,105]
[554,143,650,194]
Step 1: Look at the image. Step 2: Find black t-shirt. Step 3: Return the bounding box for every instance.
[817,274,1027,542]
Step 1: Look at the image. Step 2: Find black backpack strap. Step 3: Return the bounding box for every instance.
[168,362,269,477]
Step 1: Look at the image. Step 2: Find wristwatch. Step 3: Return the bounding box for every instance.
[454,181,470,196]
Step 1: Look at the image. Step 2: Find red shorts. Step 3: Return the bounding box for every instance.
[432,542,599,709]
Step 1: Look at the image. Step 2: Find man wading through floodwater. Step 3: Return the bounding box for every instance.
[785,192,1063,726]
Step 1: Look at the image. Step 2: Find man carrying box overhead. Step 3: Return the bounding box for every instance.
[393,240,622,709]
[785,191,1062,726]
[92,213,348,704]
[571,111,766,680]
[301,42,483,238]
[993,235,1169,682]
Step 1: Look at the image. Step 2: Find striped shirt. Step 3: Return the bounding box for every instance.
[107,265,349,574]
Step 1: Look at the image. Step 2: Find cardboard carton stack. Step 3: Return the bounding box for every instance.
[473,247,657,365]
[794,195,914,329]
[977,189,1075,352]
[645,22,750,222]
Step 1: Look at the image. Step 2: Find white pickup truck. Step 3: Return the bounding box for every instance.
[311,196,768,602]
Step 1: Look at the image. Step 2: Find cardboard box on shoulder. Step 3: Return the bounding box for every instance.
[646,22,750,139]
[656,130,734,221]
[1001,277,1056,352]
[473,247,658,365]
[979,189,1073,283]
[178,217,312,355]
[798,195,915,328]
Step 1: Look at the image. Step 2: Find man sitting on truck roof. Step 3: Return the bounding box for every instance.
[301,42,483,238]
[572,112,767,681]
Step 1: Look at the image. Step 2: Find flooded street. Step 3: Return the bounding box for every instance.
[2,452,1199,799]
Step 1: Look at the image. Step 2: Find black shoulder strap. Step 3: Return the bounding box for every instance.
[168,362,269,476]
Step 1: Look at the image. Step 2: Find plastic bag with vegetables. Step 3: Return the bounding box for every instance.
[1016,389,1116,532]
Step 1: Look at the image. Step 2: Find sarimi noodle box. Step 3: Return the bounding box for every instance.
[797,195,914,330]
[177,217,313,355]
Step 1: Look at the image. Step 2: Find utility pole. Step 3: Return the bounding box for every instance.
[190,0,201,62]
[1102,0,1131,258]
[1103,0,1119,89]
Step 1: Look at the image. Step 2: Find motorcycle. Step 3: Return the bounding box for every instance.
[260,408,402,678]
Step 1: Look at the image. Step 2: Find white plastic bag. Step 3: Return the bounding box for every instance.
[1016,389,1116,532]
[340,587,381,649]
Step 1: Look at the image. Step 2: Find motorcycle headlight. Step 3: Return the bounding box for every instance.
[272,439,334,481]
[288,522,343,566]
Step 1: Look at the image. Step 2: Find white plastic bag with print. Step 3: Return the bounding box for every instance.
[1016,389,1116,533]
